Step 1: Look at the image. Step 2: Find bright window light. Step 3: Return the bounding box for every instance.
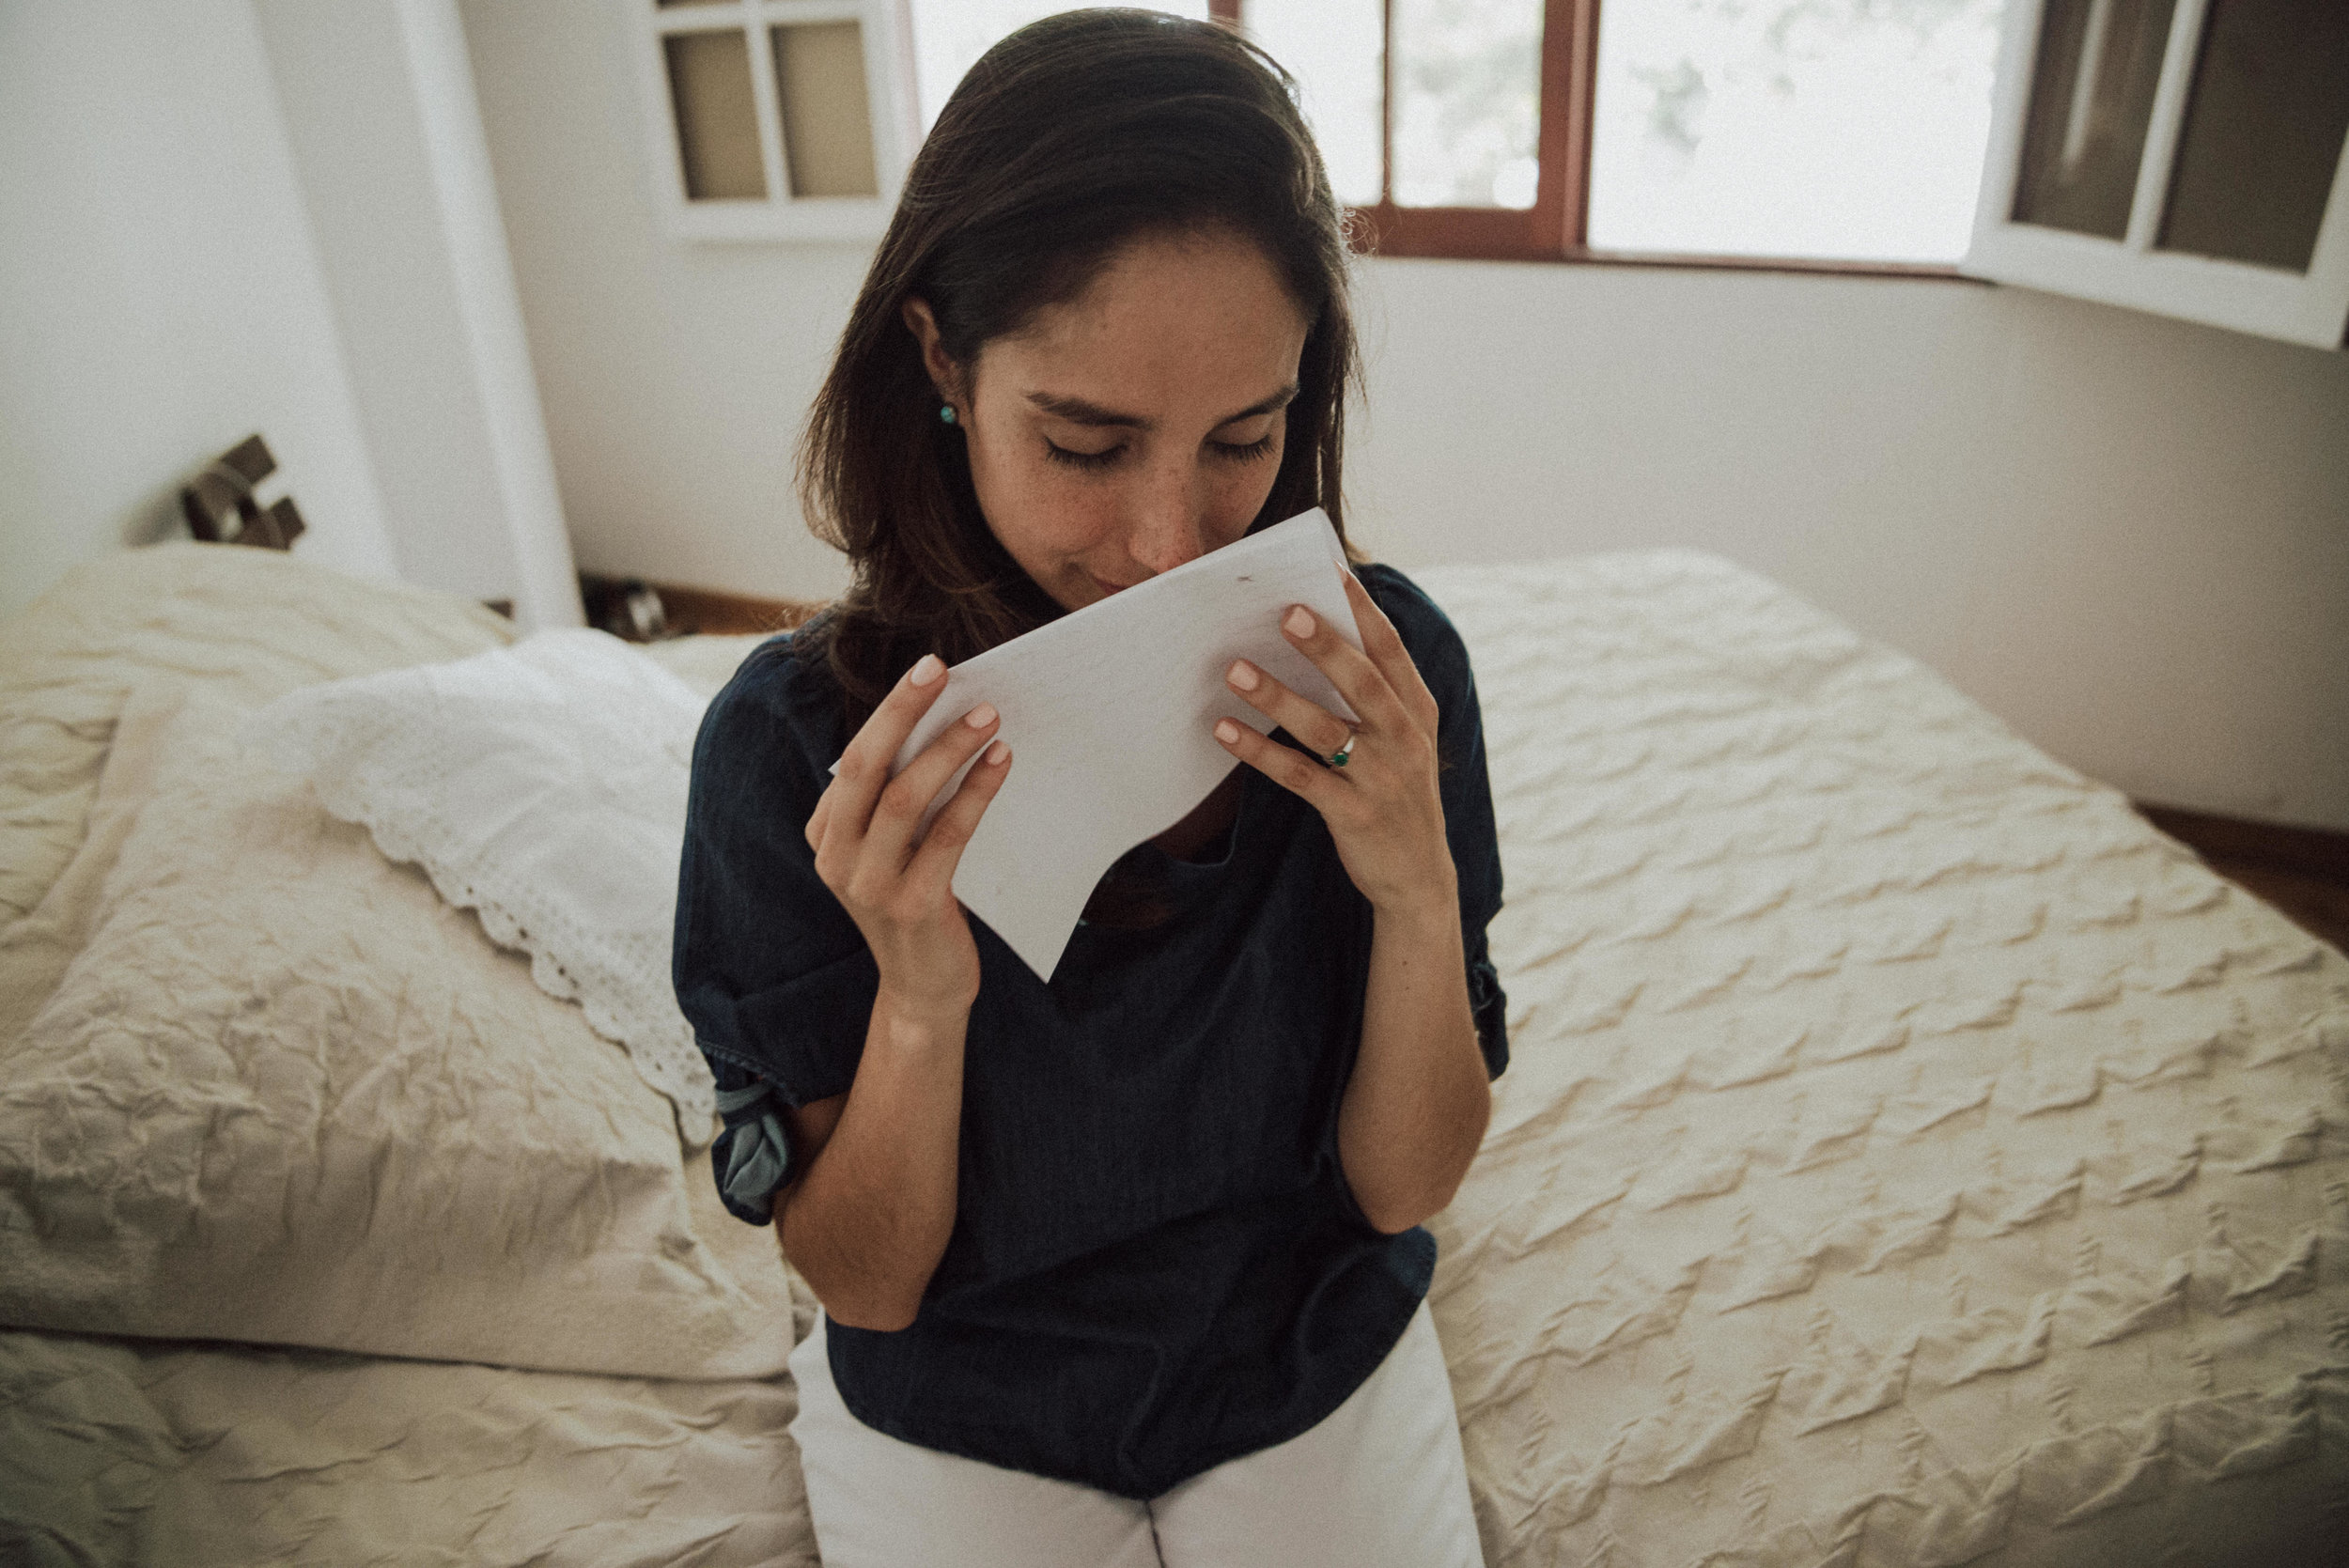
[1388,0,1546,210]
[1248,0,1385,208]
[1587,0,2007,262]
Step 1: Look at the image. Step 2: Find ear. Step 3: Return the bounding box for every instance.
[900,296,965,413]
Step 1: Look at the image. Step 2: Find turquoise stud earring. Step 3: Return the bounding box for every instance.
[940,404,957,426]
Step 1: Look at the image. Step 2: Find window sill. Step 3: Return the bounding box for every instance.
[1347,205,1980,284]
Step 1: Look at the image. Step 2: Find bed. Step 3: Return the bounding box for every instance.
[2,540,2341,1567]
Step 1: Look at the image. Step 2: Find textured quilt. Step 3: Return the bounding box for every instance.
[1414,551,2348,1566]
[0,551,813,1563]
[3,543,2341,1566]
[0,1314,816,1568]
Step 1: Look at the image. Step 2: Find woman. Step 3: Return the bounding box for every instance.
[673,11,1506,1563]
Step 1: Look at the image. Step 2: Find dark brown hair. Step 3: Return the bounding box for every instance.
[795,7,1361,729]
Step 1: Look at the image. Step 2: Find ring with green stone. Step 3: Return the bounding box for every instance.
[1326,729,1358,768]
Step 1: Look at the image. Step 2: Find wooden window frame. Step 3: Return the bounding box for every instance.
[1215,0,1968,280]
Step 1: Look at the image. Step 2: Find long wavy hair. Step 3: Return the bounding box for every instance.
[795,8,1361,730]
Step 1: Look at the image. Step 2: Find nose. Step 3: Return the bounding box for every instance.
[1122,457,1212,577]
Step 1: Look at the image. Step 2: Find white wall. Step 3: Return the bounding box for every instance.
[459,0,863,607]
[252,0,582,629]
[1342,261,2349,833]
[250,0,514,604]
[459,0,2349,833]
[0,0,401,622]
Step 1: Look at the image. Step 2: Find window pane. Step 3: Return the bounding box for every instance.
[664,29,766,200]
[1248,0,1385,208]
[773,22,879,197]
[2011,0,2176,240]
[1588,0,2005,261]
[1391,0,1543,209]
[907,2,1210,132]
[2158,0,2349,272]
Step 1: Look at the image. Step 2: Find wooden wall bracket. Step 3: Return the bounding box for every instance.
[180,434,306,551]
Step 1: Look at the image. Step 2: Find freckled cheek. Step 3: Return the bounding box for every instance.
[1023,505,1117,565]
[969,443,1117,565]
[1209,441,1285,541]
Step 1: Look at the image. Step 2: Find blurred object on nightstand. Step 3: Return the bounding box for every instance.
[579,572,821,642]
[584,577,674,642]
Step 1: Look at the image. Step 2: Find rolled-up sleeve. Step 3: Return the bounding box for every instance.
[1441,664,1508,1080]
[1362,567,1509,1080]
[673,640,877,1222]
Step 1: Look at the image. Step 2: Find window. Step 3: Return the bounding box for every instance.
[1241,0,2008,271]
[1247,0,1579,262]
[631,0,919,241]
[1587,1,2005,264]
[900,2,2004,270]
[1965,0,2349,348]
[636,0,2015,272]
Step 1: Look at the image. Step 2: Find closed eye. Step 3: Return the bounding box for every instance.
[1211,432,1277,463]
[1046,440,1125,471]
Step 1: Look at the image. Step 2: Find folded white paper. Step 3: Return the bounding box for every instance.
[876,508,1363,980]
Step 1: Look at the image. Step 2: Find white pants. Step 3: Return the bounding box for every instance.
[788,1302,1485,1567]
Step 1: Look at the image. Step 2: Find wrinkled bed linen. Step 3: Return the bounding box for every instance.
[2,684,793,1380]
[0,545,516,1049]
[1413,551,2349,1566]
[5,545,2343,1566]
[638,632,775,699]
[244,629,724,1135]
[0,1324,817,1568]
[0,553,808,1559]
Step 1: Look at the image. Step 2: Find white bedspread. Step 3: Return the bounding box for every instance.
[1415,550,2348,1566]
[0,1320,817,1568]
[3,543,2341,1566]
[0,548,794,1383]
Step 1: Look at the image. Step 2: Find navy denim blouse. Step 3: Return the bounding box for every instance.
[672,563,1506,1498]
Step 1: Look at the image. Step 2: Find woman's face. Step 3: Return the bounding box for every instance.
[906,230,1315,613]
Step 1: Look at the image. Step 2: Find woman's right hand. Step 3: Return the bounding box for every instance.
[804,653,1012,1019]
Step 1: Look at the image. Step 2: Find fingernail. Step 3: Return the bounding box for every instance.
[986,740,1009,765]
[1226,660,1259,691]
[1215,719,1241,744]
[964,703,998,729]
[910,654,944,686]
[1284,606,1316,638]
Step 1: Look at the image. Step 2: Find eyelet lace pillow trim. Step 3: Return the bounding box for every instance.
[242,629,719,1143]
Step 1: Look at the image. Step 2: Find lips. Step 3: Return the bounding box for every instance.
[1091,575,1137,597]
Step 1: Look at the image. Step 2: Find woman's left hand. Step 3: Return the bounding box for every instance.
[1215,572,1456,917]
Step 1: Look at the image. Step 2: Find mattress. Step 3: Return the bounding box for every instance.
[0,549,815,1564]
[1413,550,2348,1566]
[0,1314,815,1568]
[3,542,2341,1566]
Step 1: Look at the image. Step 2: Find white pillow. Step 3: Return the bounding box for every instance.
[242,629,719,1137]
[4,686,792,1378]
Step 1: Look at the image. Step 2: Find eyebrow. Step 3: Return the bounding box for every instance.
[1022,383,1299,432]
